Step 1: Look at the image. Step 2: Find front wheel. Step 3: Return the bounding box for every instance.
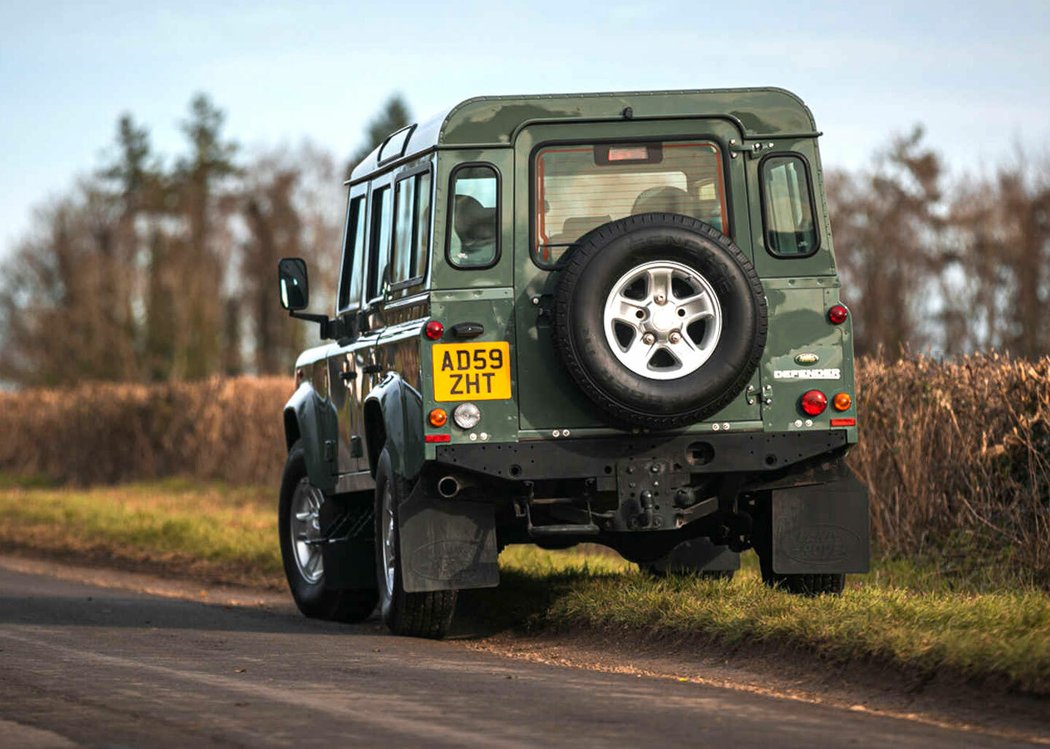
[375,447,457,638]
[279,442,377,621]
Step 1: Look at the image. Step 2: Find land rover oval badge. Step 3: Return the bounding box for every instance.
[795,353,820,365]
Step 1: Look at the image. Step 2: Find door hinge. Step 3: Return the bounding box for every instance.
[728,139,777,160]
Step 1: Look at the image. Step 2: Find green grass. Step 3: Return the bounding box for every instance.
[2,476,1048,694]
[0,477,282,585]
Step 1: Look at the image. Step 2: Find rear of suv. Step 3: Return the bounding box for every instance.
[276,88,869,638]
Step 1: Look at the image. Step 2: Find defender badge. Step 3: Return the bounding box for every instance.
[795,353,820,365]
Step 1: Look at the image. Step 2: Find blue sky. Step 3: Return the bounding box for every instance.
[2,0,1049,256]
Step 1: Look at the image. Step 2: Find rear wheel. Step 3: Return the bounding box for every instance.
[279,442,377,621]
[375,447,457,638]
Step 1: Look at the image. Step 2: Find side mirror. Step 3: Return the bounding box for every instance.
[277,257,309,311]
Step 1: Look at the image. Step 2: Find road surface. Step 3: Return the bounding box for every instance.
[0,563,1041,748]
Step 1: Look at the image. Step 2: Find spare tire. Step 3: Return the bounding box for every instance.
[552,213,766,430]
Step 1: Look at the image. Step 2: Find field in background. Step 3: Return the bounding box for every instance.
[1,475,1047,695]
[1,355,1047,587]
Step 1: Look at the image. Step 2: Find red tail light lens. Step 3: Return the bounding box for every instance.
[828,305,849,325]
[425,320,444,340]
[800,390,828,416]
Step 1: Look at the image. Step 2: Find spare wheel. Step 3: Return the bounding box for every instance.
[551,212,767,430]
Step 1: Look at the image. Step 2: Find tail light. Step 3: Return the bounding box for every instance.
[828,305,849,325]
[800,390,828,416]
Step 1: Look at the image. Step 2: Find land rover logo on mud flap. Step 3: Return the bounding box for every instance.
[779,524,860,564]
[411,541,476,580]
[794,353,820,365]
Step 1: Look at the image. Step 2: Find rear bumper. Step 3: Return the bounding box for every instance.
[433,429,851,487]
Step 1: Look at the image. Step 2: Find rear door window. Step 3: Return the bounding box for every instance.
[760,155,818,257]
[534,141,728,266]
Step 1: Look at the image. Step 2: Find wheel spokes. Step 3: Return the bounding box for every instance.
[676,291,715,323]
[646,267,673,303]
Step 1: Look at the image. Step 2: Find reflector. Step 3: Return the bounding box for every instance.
[425,320,444,340]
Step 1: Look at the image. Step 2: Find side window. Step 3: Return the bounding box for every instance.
[448,165,499,269]
[761,155,818,257]
[390,169,433,288]
[392,176,416,284]
[366,185,392,301]
[338,194,367,310]
[413,171,432,279]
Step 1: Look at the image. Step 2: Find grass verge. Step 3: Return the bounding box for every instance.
[2,476,1048,695]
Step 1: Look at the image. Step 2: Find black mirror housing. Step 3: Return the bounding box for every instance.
[277,257,309,311]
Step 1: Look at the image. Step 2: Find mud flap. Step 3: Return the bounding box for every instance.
[649,538,740,574]
[319,494,377,590]
[398,480,499,593]
[771,471,870,574]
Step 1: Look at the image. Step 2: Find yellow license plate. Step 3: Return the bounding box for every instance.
[432,342,511,401]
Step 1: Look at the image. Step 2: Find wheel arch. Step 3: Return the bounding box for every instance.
[283,382,338,493]
[363,374,425,480]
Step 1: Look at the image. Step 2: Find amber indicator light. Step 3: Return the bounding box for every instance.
[832,392,852,411]
[428,408,448,427]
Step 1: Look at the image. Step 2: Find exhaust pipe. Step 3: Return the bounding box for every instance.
[437,475,461,499]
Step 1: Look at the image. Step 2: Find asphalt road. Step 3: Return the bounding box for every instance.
[0,564,1041,749]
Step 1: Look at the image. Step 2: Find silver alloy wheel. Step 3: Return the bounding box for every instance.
[290,477,324,584]
[602,260,723,380]
[380,482,396,597]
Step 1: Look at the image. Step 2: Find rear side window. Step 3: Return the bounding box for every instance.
[534,141,727,266]
[391,170,432,287]
[448,164,499,269]
[366,185,392,301]
[338,195,366,310]
[761,155,818,257]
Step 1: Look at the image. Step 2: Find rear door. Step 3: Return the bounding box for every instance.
[511,119,763,434]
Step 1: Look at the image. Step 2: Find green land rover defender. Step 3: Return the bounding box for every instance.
[276,88,869,638]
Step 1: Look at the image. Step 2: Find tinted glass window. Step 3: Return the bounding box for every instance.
[392,176,415,284]
[338,195,366,310]
[389,170,432,287]
[414,171,432,278]
[535,142,727,265]
[761,155,818,256]
[378,126,413,163]
[449,165,498,268]
[367,185,392,300]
